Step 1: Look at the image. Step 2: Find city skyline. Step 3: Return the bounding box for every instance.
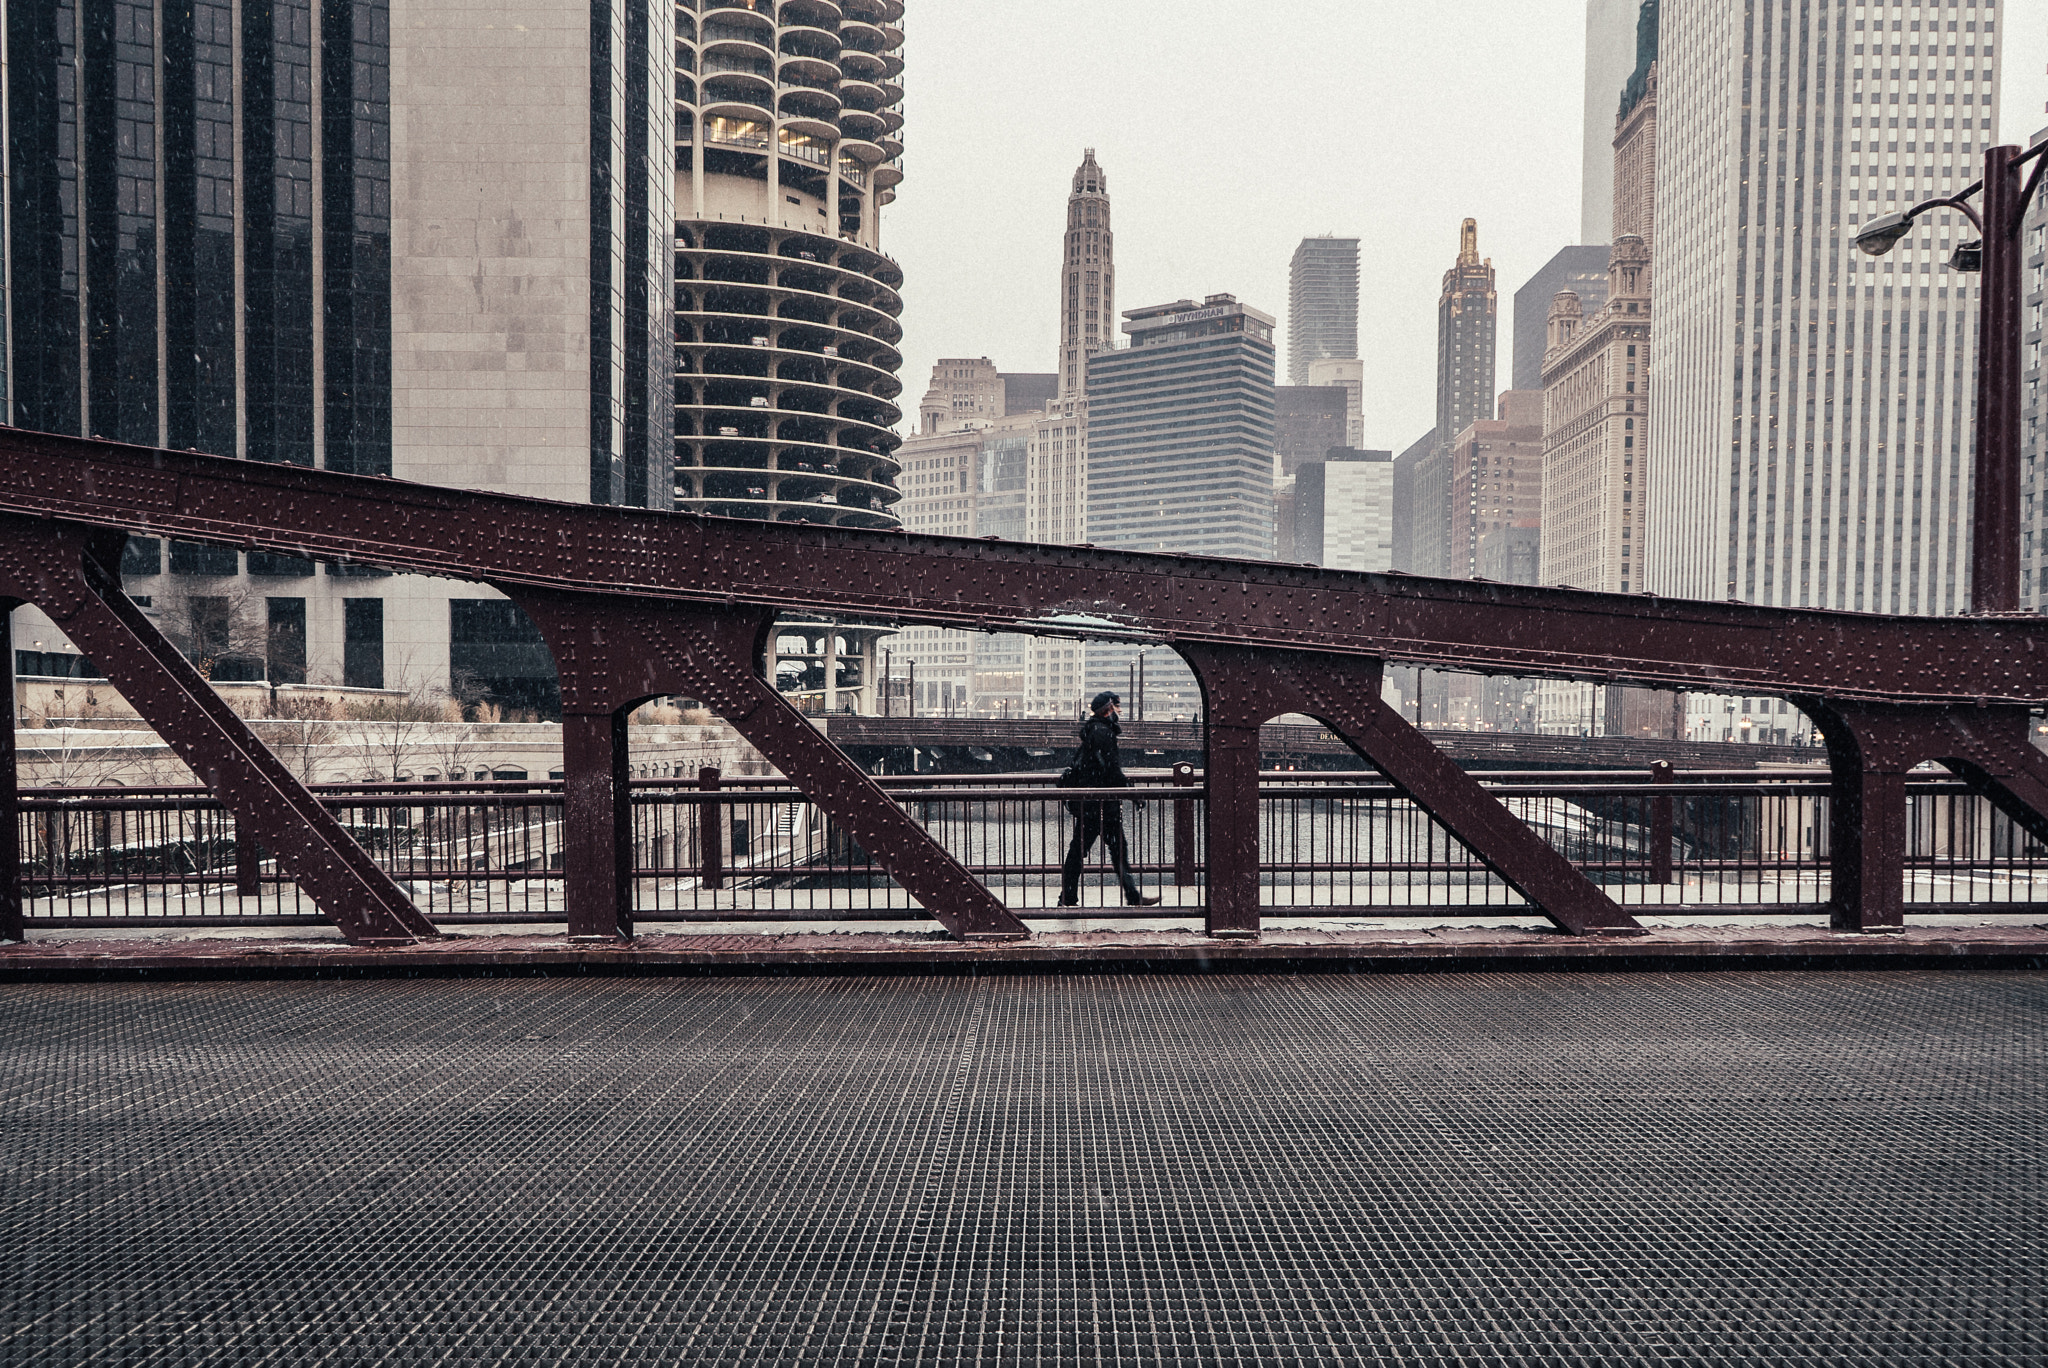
[886,1,2043,452]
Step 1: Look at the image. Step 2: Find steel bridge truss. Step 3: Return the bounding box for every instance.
[7,431,2048,944]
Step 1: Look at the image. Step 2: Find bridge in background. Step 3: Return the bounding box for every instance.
[821,716,1826,774]
[6,428,2048,947]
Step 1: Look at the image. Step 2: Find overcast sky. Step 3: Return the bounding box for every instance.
[884,1,2048,450]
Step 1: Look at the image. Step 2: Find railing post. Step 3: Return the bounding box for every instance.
[698,765,724,891]
[561,710,635,940]
[1,606,20,941]
[1171,760,1197,887]
[1649,760,1674,885]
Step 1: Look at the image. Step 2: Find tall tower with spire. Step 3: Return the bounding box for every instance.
[1435,219,1498,446]
[1057,151,1116,399]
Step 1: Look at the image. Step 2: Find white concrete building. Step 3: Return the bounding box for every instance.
[1645,0,2002,616]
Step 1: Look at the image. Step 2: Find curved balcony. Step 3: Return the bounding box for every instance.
[699,23,775,60]
[838,46,884,79]
[780,0,843,26]
[872,157,903,189]
[778,26,841,62]
[838,18,886,53]
[680,320,904,381]
[836,106,884,140]
[836,133,885,164]
[877,132,903,159]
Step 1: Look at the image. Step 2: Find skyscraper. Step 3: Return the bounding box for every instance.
[1512,248,1611,392]
[1437,220,1499,456]
[672,1,909,529]
[4,0,674,711]
[1582,0,1646,242]
[1287,236,1360,384]
[1084,294,1277,716]
[1403,221,1500,578]
[1647,0,2001,614]
[1057,150,1116,399]
[1086,296,1278,560]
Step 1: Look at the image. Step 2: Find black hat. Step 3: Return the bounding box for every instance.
[1090,691,1120,712]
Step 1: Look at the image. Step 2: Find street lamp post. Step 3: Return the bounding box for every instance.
[1854,140,2048,614]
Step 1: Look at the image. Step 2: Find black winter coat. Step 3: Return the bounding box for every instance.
[1072,715,1131,788]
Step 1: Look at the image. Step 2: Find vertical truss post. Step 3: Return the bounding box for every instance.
[561,709,635,941]
[1202,723,1263,939]
[1811,702,1909,932]
[1826,762,1908,932]
[1,602,21,941]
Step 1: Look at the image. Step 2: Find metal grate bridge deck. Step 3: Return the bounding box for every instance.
[2,970,2041,1363]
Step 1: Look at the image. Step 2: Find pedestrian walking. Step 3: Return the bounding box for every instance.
[1057,691,1161,907]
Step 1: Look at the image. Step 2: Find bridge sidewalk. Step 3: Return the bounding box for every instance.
[3,922,2044,979]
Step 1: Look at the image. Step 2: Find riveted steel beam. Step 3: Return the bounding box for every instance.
[7,434,2048,707]
[0,517,435,945]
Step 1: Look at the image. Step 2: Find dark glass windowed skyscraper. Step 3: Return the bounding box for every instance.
[3,0,674,712]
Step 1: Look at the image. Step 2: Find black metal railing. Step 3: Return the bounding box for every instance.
[14,769,2048,928]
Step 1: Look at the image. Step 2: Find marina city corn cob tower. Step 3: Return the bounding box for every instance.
[673,0,909,529]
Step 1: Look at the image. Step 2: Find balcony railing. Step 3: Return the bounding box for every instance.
[15,769,2048,928]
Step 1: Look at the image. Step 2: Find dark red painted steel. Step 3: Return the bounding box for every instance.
[8,433,2048,705]
[0,517,436,944]
[1649,762,1675,886]
[1179,644,1642,937]
[1973,145,2024,614]
[7,429,2048,941]
[1,604,20,940]
[1171,762,1198,888]
[698,767,725,892]
[508,592,1029,940]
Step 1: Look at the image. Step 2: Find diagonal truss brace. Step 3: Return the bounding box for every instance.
[507,591,1031,942]
[0,517,435,944]
[1180,643,1643,938]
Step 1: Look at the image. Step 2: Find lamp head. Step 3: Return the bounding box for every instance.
[1853,210,1915,256]
[1947,240,1983,272]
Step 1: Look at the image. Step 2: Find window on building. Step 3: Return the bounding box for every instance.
[343,598,384,690]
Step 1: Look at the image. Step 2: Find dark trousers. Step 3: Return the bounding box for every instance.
[1060,800,1142,902]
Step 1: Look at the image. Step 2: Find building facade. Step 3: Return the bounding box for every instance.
[1306,357,1365,448]
[1582,0,1645,243]
[1295,451,1395,572]
[1085,295,1278,560]
[1287,236,1360,384]
[672,0,908,530]
[1084,294,1277,717]
[1512,247,1611,392]
[1646,0,2001,615]
[1540,238,1653,597]
[5,0,675,723]
[1447,392,1545,581]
